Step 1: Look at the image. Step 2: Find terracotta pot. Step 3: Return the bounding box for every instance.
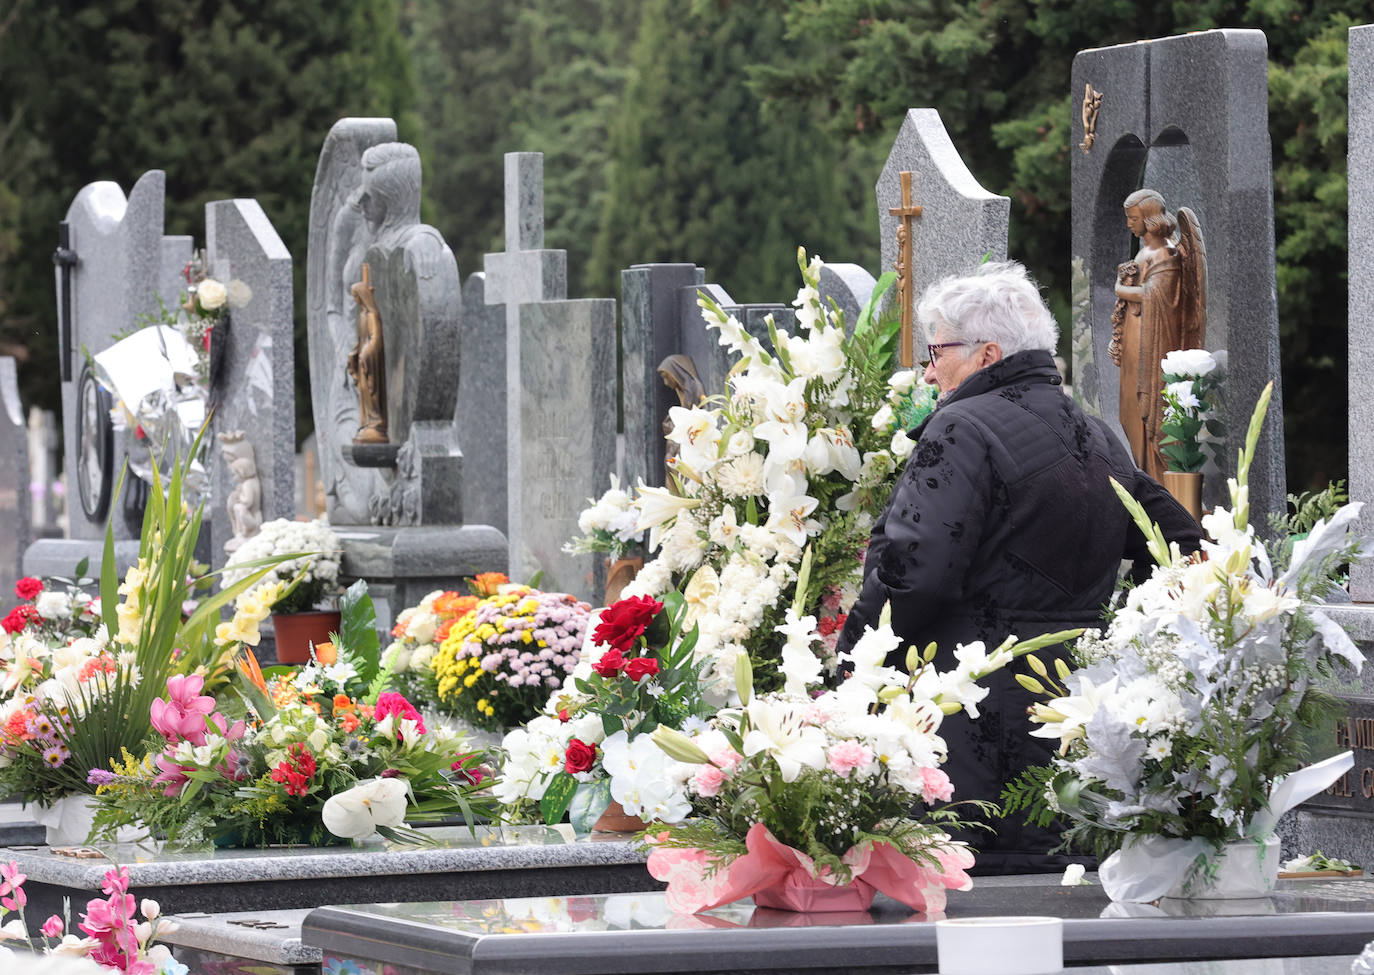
[272,610,342,665]
[1162,470,1203,522]
[604,557,644,605]
[592,799,647,834]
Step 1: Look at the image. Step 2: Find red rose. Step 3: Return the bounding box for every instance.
[564,738,597,774]
[591,648,626,678]
[592,595,664,653]
[14,578,42,601]
[624,657,660,682]
[1,606,39,634]
[557,709,571,723]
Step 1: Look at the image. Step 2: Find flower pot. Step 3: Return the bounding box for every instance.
[1163,835,1280,900]
[34,794,149,847]
[592,799,647,834]
[1162,471,1203,522]
[272,610,342,665]
[604,557,644,605]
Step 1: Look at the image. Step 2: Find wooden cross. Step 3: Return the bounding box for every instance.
[888,170,923,368]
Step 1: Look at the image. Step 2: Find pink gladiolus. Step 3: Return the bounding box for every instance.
[150,675,217,745]
[41,915,63,937]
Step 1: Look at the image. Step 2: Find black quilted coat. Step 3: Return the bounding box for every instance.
[836,349,1202,874]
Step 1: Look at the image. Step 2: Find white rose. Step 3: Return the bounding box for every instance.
[196,278,228,310]
[1160,348,1216,378]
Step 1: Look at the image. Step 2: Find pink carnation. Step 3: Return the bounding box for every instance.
[920,766,954,802]
[709,747,743,772]
[826,741,873,778]
[693,764,727,797]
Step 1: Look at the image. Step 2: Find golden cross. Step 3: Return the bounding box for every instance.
[888,170,923,368]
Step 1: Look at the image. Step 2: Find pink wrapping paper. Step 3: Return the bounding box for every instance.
[646,823,975,915]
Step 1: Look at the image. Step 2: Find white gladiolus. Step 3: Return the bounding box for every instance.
[1160,348,1217,377]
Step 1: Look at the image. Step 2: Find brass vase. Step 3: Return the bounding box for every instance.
[1162,471,1203,522]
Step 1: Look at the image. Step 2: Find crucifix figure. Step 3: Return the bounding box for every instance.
[888,170,923,368]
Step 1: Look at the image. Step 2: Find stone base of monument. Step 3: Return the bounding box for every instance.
[1280,602,1374,872]
[337,524,507,627]
[3,824,654,922]
[300,876,1374,975]
[21,538,142,584]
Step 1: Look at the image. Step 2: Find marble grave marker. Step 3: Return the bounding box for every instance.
[486,153,615,599]
[205,199,295,570]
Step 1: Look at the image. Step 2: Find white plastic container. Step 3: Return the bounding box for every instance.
[935,916,1064,975]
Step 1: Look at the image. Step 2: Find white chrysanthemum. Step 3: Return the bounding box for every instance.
[715,453,766,498]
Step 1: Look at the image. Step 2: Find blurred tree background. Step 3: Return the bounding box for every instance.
[0,0,1359,487]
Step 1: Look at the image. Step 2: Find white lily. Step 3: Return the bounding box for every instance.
[633,480,702,552]
[742,697,827,782]
[322,777,410,839]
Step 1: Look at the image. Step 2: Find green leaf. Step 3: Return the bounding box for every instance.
[338,580,380,685]
[74,557,89,579]
[568,778,614,833]
[540,771,579,825]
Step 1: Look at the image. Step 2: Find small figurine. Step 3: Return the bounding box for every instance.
[219,430,262,555]
[347,262,388,444]
[1113,188,1207,479]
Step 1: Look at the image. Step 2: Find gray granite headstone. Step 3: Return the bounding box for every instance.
[57,171,192,541]
[876,109,1010,358]
[620,264,786,494]
[27,407,61,539]
[819,263,878,336]
[457,271,508,533]
[486,153,615,598]
[1069,29,1285,521]
[24,172,190,581]
[0,358,31,601]
[1350,24,1374,603]
[205,199,295,570]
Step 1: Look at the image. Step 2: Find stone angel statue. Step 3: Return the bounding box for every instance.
[1113,188,1207,479]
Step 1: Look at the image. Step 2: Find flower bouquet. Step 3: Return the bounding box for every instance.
[0,860,184,973]
[431,582,591,732]
[1003,384,1366,901]
[495,592,713,831]
[222,517,342,616]
[381,585,483,706]
[563,475,646,563]
[0,448,285,833]
[644,586,1082,915]
[2,572,102,643]
[576,250,927,700]
[92,583,496,847]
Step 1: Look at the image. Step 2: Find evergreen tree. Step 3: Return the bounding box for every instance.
[1,0,418,441]
[589,0,881,304]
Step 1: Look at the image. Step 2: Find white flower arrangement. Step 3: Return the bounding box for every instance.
[1006,385,1367,890]
[222,518,342,615]
[579,249,933,699]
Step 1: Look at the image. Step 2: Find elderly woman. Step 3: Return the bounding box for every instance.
[836,262,1201,874]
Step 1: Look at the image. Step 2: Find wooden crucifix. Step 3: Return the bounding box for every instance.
[888,170,923,368]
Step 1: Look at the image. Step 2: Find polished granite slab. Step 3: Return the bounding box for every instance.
[3,824,657,920]
[300,875,1374,975]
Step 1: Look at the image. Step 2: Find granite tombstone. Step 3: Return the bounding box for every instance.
[457,271,508,534]
[876,109,1010,369]
[620,264,787,493]
[23,171,191,580]
[0,358,31,601]
[205,199,295,570]
[27,408,62,539]
[1069,28,1285,520]
[485,153,616,599]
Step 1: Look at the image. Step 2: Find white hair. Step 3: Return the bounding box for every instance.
[916,261,1059,356]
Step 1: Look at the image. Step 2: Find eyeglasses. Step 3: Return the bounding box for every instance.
[921,341,986,368]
